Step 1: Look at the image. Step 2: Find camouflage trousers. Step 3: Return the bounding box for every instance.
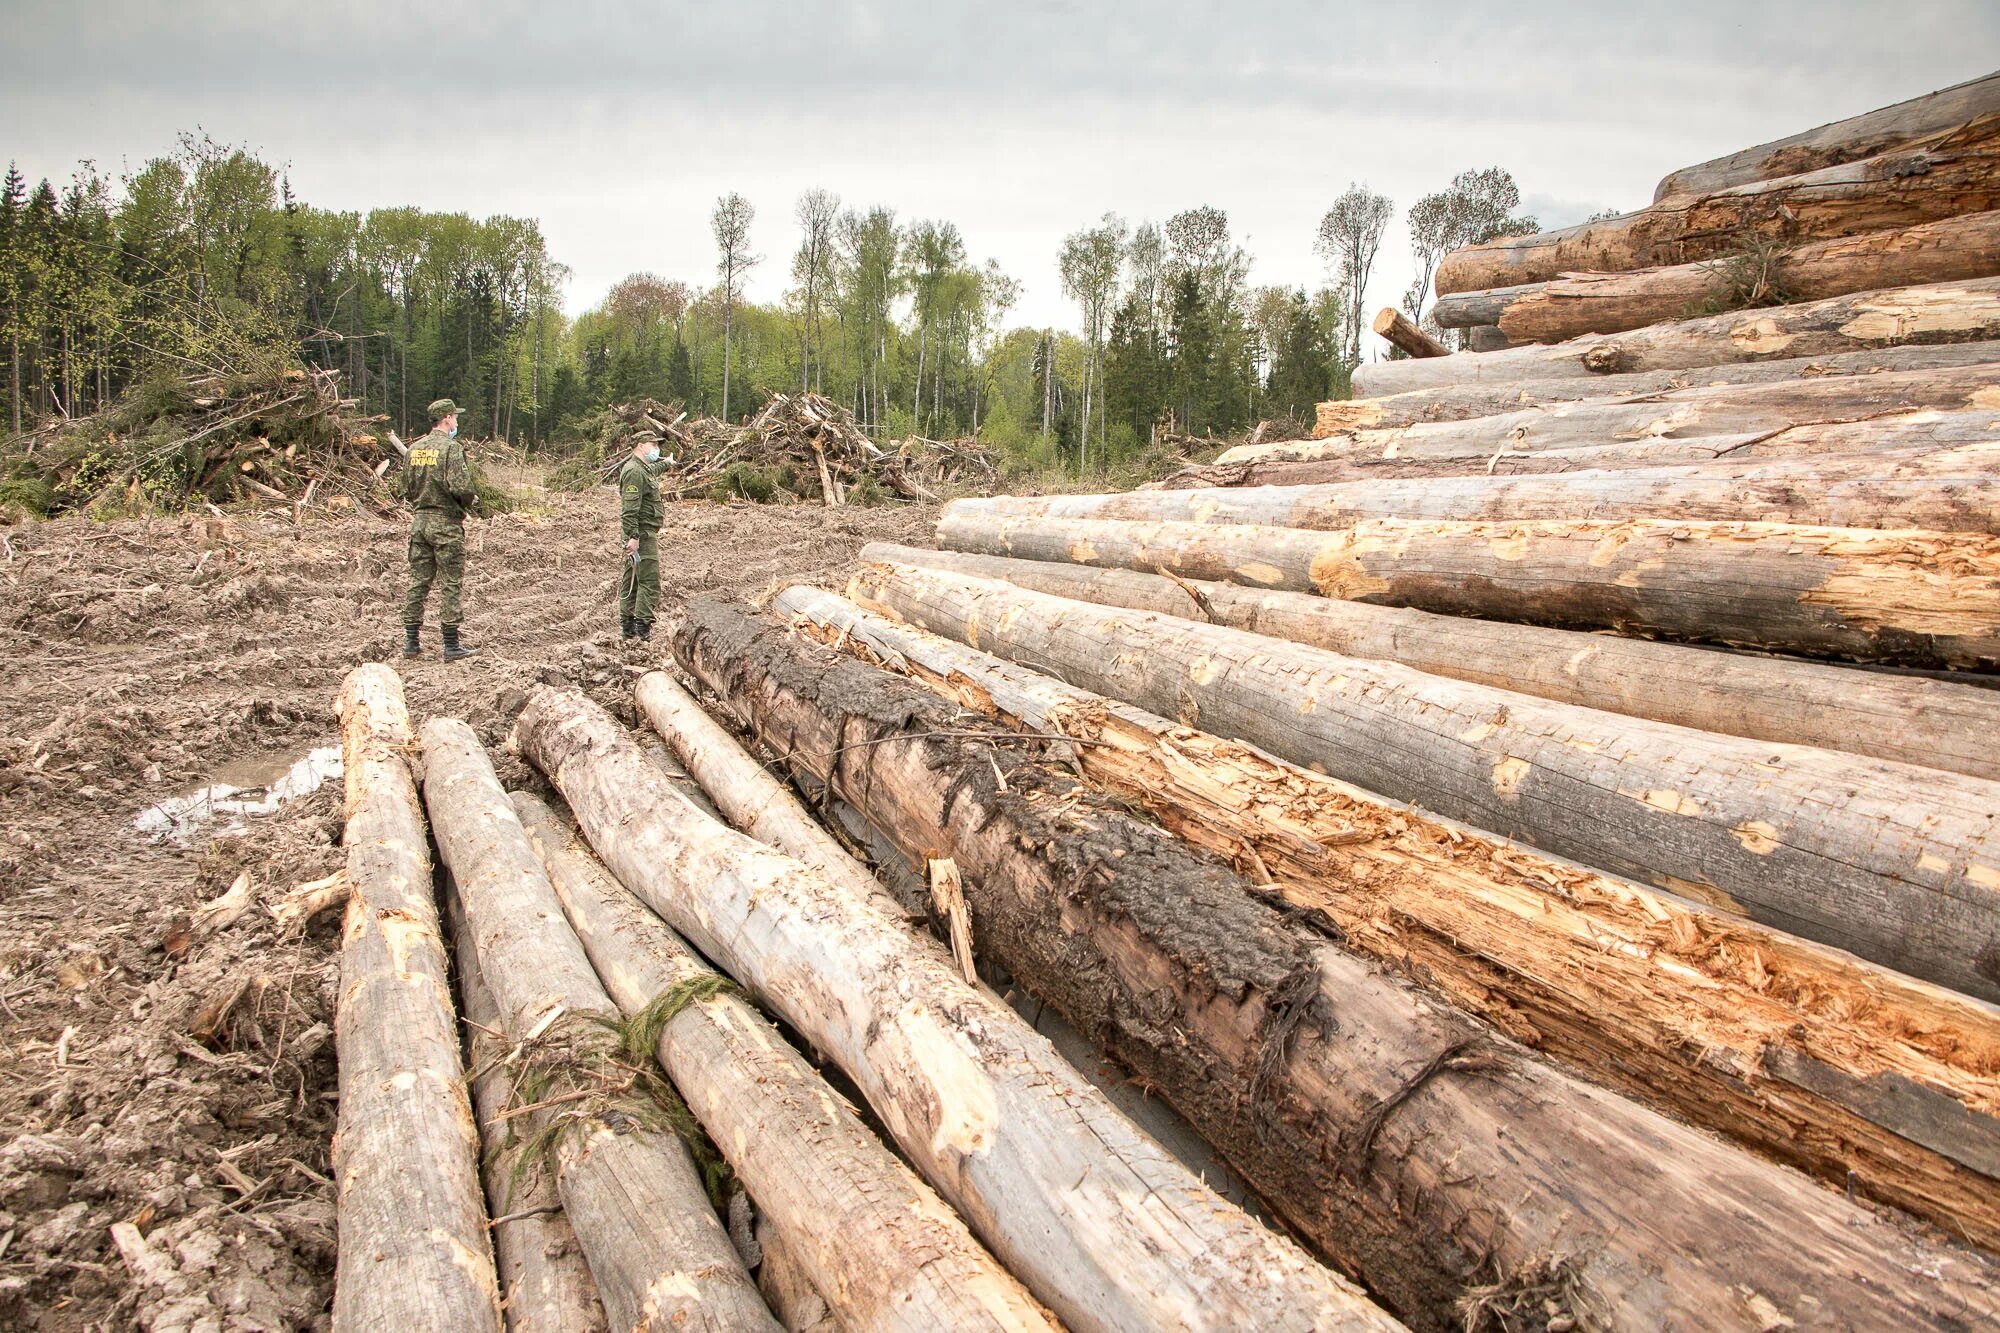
[619,532,660,625]
[403,510,467,627]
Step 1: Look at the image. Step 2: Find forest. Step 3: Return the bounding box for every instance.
[0,133,1538,476]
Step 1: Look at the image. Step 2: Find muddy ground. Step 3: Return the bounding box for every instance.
[0,481,936,1329]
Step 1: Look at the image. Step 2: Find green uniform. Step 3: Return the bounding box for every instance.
[399,428,478,627]
[617,453,665,626]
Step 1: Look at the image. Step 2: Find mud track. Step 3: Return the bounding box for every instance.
[0,487,934,1329]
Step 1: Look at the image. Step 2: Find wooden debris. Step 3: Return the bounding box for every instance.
[1371,307,1447,358]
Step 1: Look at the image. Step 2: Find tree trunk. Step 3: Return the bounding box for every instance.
[1318,339,2000,433]
[1654,71,2000,201]
[417,719,777,1333]
[510,686,1399,1333]
[1371,307,1446,358]
[330,666,501,1333]
[850,563,2000,1001]
[1231,359,2000,464]
[443,887,606,1333]
[936,511,2000,669]
[1434,211,2000,344]
[679,596,2000,1331]
[1352,276,2000,397]
[1436,117,2000,294]
[1464,324,1513,351]
[862,543,2000,781]
[971,450,2000,536]
[633,673,890,909]
[510,791,1058,1333]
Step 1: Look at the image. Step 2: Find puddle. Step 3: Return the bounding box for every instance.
[135,745,343,845]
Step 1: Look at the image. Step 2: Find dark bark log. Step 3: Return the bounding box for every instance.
[1655,71,2000,200]
[510,687,1397,1333]
[1352,277,2000,398]
[1464,324,1514,351]
[678,596,2000,1331]
[852,562,2000,1001]
[330,665,501,1333]
[862,543,2000,780]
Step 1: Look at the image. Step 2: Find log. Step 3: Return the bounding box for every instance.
[1351,277,2000,397]
[1435,116,2000,294]
[330,666,501,1333]
[681,596,2000,1329]
[937,511,2000,669]
[1227,359,2000,465]
[862,544,2000,781]
[779,584,2000,1248]
[1655,71,2000,200]
[1433,212,2000,344]
[417,719,776,1333]
[1464,324,1513,351]
[958,451,2000,536]
[851,563,2000,1001]
[444,886,606,1333]
[509,790,1057,1333]
[510,686,1398,1333]
[633,672,888,908]
[1317,339,2000,433]
[1371,307,1446,358]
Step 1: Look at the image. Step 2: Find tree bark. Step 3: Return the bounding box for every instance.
[1371,307,1446,358]
[1352,277,2000,397]
[938,510,2000,668]
[330,665,501,1333]
[679,595,2000,1331]
[1654,71,2000,201]
[1464,324,1513,351]
[861,543,2000,781]
[417,719,776,1333]
[1436,117,2000,294]
[1433,211,2000,344]
[1318,339,2000,433]
[508,790,1057,1333]
[443,886,606,1333]
[1232,358,2000,464]
[960,450,2000,535]
[850,563,2000,1001]
[510,686,1399,1333]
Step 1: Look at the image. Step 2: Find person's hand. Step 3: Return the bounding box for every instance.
[626,537,640,557]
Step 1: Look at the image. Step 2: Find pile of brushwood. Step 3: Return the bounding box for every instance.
[1,362,403,520]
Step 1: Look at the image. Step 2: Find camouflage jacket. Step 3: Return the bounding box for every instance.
[618,455,665,539]
[398,429,478,519]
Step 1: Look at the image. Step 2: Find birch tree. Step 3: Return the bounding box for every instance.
[792,188,838,393]
[1315,184,1393,366]
[710,192,758,421]
[1057,213,1126,467]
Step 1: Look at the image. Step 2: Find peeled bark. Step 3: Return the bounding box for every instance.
[862,544,2000,781]
[1316,339,2000,433]
[1226,359,2000,464]
[444,887,606,1333]
[1655,71,2000,200]
[633,672,887,908]
[853,563,2000,1001]
[508,790,1057,1333]
[1435,212,2000,344]
[1371,307,1446,358]
[683,595,2000,1330]
[776,582,2000,1257]
[418,719,776,1333]
[958,451,2000,535]
[330,665,501,1333]
[1351,277,2000,397]
[1435,117,2000,294]
[937,511,2000,669]
[511,686,1398,1333]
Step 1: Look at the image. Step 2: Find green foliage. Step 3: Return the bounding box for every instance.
[470,464,519,515]
[0,472,52,517]
[1690,236,1795,316]
[708,461,780,503]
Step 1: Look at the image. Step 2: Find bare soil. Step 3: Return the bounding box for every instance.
[0,484,936,1329]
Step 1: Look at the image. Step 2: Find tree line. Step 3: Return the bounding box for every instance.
[1,133,1542,473]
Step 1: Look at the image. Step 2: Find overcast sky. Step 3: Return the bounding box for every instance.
[4,2,1995,343]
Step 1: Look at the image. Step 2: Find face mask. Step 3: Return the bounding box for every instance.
[446,421,459,438]
[641,446,660,463]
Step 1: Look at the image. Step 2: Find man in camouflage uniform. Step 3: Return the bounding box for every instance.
[399,398,481,660]
[618,430,666,640]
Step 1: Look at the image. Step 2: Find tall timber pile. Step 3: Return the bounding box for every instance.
[326,80,2000,1333]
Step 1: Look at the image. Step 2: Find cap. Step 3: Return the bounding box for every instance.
[428,398,465,421]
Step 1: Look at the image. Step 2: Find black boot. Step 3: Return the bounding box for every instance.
[441,624,476,661]
[403,623,422,658]
[634,620,652,641]
[621,616,635,640]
